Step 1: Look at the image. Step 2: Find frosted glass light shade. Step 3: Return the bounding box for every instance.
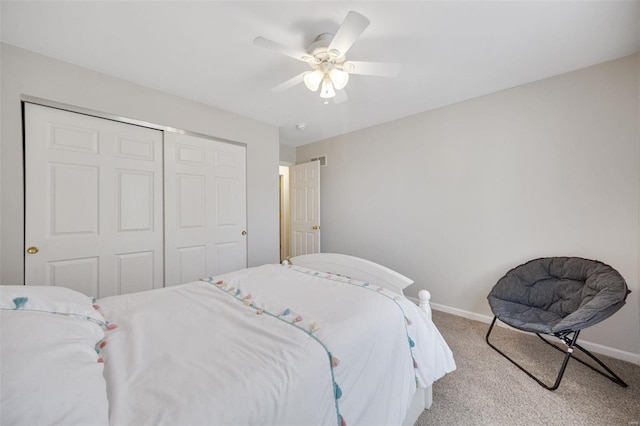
[303,70,324,92]
[320,78,336,98]
[329,69,349,90]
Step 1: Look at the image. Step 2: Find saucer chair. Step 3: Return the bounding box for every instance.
[486,257,630,390]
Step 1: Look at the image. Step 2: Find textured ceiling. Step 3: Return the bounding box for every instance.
[2,1,639,146]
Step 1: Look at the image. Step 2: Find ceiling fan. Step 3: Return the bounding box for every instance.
[254,11,401,104]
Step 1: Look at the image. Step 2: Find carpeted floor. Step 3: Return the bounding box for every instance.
[416,311,640,426]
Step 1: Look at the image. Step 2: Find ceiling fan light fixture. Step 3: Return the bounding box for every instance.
[320,78,336,99]
[255,11,398,104]
[303,70,324,92]
[329,68,349,90]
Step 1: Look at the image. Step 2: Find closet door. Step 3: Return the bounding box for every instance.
[24,104,164,297]
[164,133,247,286]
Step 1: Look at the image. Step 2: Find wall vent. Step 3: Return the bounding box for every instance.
[310,155,328,166]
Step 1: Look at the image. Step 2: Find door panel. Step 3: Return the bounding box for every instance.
[290,161,320,256]
[25,103,164,297]
[117,137,155,160]
[115,251,155,294]
[216,178,238,225]
[177,245,207,284]
[216,242,240,274]
[50,163,99,235]
[49,123,99,153]
[306,234,316,254]
[48,257,99,296]
[177,174,206,228]
[165,133,247,286]
[117,170,154,232]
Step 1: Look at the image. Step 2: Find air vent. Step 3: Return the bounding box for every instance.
[310,155,327,166]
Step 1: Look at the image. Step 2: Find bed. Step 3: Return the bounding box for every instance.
[1,253,455,426]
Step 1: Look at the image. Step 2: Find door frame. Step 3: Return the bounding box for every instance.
[21,95,248,148]
[279,163,293,262]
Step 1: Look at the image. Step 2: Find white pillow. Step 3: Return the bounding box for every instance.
[0,285,106,324]
[0,286,110,426]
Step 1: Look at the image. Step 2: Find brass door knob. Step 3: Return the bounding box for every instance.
[312,225,319,230]
[27,246,39,254]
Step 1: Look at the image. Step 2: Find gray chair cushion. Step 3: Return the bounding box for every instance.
[488,257,629,334]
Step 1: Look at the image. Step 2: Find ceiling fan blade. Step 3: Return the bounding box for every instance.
[333,89,348,104]
[253,36,311,62]
[271,72,306,92]
[343,61,401,78]
[328,11,370,58]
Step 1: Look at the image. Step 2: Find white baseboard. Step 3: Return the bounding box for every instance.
[410,298,640,366]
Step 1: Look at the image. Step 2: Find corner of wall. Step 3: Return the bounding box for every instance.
[279,144,296,164]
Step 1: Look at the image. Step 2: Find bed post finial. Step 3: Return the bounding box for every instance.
[418,289,432,321]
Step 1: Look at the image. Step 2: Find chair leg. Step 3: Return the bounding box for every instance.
[537,334,628,388]
[485,317,578,391]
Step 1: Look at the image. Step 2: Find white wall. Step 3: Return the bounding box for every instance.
[298,54,640,360]
[0,43,280,285]
[279,144,296,164]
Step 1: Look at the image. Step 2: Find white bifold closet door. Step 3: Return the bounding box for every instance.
[25,104,247,297]
[25,103,164,297]
[164,133,247,286]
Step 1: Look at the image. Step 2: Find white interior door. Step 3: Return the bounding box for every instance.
[164,133,247,286]
[24,103,164,297]
[290,161,320,256]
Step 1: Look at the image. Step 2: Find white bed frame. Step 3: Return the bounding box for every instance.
[289,253,433,426]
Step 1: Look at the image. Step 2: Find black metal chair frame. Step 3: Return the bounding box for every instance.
[486,316,628,391]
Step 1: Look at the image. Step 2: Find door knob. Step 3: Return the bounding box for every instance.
[241,230,247,236]
[26,246,39,254]
[312,225,319,230]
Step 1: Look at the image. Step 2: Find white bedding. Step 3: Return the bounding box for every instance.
[98,263,455,426]
[0,286,110,426]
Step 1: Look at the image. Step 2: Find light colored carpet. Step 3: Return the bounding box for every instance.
[416,311,640,426]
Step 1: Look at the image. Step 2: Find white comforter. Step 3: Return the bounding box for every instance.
[98,264,455,426]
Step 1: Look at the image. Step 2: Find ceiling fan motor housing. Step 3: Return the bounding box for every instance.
[307,33,346,66]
